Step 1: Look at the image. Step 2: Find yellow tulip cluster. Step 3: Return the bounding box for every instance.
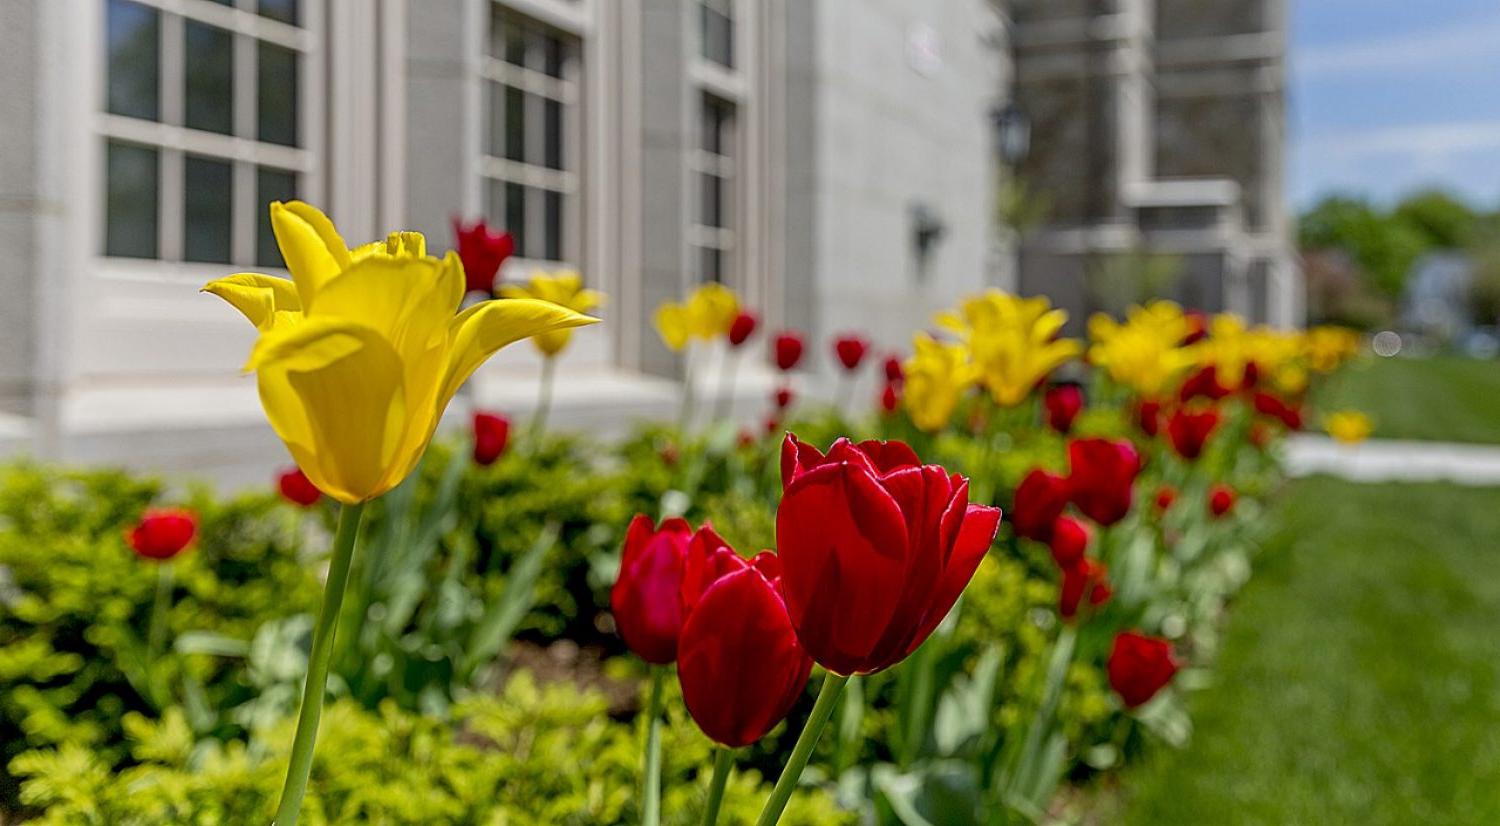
[901,290,1081,431]
[1087,301,1198,398]
[499,271,606,357]
[654,283,740,351]
[1324,409,1374,444]
[204,202,596,503]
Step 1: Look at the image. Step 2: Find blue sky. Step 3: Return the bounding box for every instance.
[1291,0,1500,208]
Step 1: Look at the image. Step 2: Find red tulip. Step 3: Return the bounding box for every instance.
[774,386,794,410]
[678,552,814,747]
[1012,469,1070,542]
[1059,557,1111,620]
[1166,406,1221,461]
[1108,631,1179,708]
[1136,399,1163,437]
[1048,515,1090,569]
[127,509,197,561]
[277,467,322,507]
[452,217,515,295]
[610,516,730,664]
[1154,485,1177,512]
[729,311,758,347]
[883,355,904,384]
[1179,366,1230,402]
[1253,391,1303,430]
[1241,361,1261,391]
[833,334,870,372]
[773,331,804,371]
[764,415,782,435]
[879,381,900,413]
[1066,438,1141,526]
[1208,484,1236,518]
[472,411,511,466]
[1182,311,1208,345]
[776,434,1002,675]
[737,428,757,449]
[1044,384,1084,434]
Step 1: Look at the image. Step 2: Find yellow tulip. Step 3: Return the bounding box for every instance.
[1325,410,1373,444]
[1087,301,1196,398]
[204,201,597,503]
[936,290,1082,407]
[1304,326,1361,373]
[686,283,740,340]
[497,271,606,357]
[655,302,692,351]
[903,333,980,432]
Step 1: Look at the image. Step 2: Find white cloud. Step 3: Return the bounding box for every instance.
[1300,121,1500,159]
[1295,15,1500,77]
[1293,121,1500,205]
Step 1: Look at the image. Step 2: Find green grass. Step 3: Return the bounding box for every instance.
[1314,355,1500,443]
[1122,477,1500,825]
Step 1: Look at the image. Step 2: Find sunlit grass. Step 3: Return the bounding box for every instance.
[1314,355,1500,443]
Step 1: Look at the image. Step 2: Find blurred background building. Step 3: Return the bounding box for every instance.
[0,0,1295,480]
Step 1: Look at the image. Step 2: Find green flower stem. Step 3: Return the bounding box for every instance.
[701,747,734,826]
[642,666,667,826]
[678,350,697,433]
[531,355,557,447]
[146,561,174,663]
[755,671,850,826]
[1011,623,1077,797]
[273,500,366,826]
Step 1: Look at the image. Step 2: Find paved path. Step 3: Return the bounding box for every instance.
[1285,434,1500,485]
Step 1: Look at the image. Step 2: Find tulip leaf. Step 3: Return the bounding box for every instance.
[462,522,559,677]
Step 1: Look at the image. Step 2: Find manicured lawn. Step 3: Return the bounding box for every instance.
[1314,355,1500,443]
[1122,477,1500,825]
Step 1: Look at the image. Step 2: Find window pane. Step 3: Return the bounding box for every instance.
[543,189,563,261]
[541,34,566,78]
[485,81,504,158]
[258,0,299,25]
[256,167,298,267]
[184,155,232,263]
[698,246,723,284]
[701,97,733,155]
[700,173,725,228]
[492,15,526,65]
[504,87,526,162]
[543,98,563,170]
[258,42,299,146]
[106,0,160,121]
[485,178,505,226]
[105,141,159,258]
[184,22,234,134]
[700,5,733,67]
[505,182,527,256]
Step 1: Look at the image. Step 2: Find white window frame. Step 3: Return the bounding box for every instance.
[687,0,747,291]
[95,0,323,277]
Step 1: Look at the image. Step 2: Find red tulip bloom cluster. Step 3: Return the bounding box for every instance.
[1208,484,1236,518]
[773,331,805,371]
[1043,384,1084,434]
[833,334,870,372]
[277,467,322,507]
[1178,366,1230,402]
[472,411,511,466]
[777,435,1001,675]
[127,509,197,562]
[1108,631,1179,708]
[1066,438,1141,527]
[452,217,515,296]
[611,517,725,663]
[1166,406,1221,461]
[728,311,758,347]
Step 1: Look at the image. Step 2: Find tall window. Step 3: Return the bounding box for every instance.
[483,9,580,265]
[699,0,734,67]
[102,0,310,267]
[690,94,736,284]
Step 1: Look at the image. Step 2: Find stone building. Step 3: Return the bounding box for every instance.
[0,0,1292,483]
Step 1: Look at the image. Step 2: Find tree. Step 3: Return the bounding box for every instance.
[1394,189,1478,250]
[1298,194,1429,298]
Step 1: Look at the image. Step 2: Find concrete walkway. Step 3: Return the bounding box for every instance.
[1285,433,1500,486]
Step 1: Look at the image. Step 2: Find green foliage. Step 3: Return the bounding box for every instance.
[13,672,853,826]
[1299,194,1431,297]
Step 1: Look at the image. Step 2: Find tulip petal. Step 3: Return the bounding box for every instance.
[438,297,598,411]
[908,502,1001,653]
[202,273,302,331]
[271,201,351,303]
[248,317,408,503]
[305,253,460,362]
[779,433,825,490]
[856,439,921,474]
[777,461,910,674]
[861,466,954,665]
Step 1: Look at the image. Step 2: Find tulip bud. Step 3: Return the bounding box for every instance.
[1166,405,1221,461]
[452,217,515,296]
[277,467,322,507]
[678,554,813,747]
[1208,484,1236,518]
[1059,557,1111,620]
[774,386,794,411]
[776,434,1001,675]
[1048,515,1090,569]
[610,516,731,664]
[833,334,870,372]
[773,331,805,371]
[879,381,900,413]
[1066,438,1141,527]
[471,411,511,466]
[1108,631,1179,708]
[883,355,904,384]
[127,509,197,562]
[1043,384,1084,434]
[1011,468,1070,542]
[728,311,758,347]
